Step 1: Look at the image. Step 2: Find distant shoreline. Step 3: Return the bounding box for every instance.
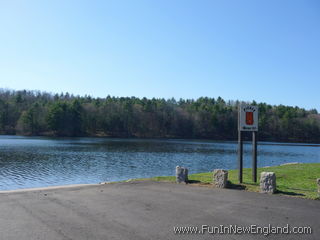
[1,133,320,145]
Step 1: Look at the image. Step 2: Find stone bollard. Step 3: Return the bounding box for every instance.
[176,166,188,183]
[317,179,320,197]
[260,172,276,194]
[213,169,228,188]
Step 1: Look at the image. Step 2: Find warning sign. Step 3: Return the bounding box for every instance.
[239,104,258,131]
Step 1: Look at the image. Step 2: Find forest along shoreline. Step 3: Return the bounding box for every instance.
[0,89,319,143]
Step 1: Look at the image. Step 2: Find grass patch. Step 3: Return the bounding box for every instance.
[140,163,320,200]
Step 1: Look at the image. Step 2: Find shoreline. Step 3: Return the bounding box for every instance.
[0,183,105,194]
[0,163,319,200]
[1,133,320,144]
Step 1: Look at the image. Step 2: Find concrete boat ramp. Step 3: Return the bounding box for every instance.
[0,181,319,240]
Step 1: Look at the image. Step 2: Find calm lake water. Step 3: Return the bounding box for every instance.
[0,135,319,190]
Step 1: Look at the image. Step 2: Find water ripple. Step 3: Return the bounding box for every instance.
[0,136,319,190]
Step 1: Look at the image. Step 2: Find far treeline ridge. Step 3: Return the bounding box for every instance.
[0,89,319,143]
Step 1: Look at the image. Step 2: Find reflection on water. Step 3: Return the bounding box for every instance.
[0,135,319,190]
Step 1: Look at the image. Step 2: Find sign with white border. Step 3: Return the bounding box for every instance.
[239,104,258,131]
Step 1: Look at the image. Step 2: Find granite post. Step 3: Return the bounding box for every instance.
[260,172,276,194]
[213,169,228,188]
[176,166,188,183]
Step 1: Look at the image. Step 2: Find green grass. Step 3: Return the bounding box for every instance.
[140,163,320,200]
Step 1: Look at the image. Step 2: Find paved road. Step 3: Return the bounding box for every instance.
[0,181,319,240]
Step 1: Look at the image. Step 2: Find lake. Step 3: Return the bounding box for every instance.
[0,135,319,190]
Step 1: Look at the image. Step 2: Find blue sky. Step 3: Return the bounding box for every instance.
[0,0,319,110]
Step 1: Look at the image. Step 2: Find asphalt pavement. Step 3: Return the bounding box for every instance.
[0,181,319,240]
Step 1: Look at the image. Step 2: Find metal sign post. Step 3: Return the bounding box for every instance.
[238,104,259,183]
[252,131,257,182]
[238,130,243,183]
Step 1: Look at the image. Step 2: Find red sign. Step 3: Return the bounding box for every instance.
[239,104,258,131]
[246,112,254,125]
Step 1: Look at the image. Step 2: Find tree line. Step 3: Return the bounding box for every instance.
[0,89,319,143]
